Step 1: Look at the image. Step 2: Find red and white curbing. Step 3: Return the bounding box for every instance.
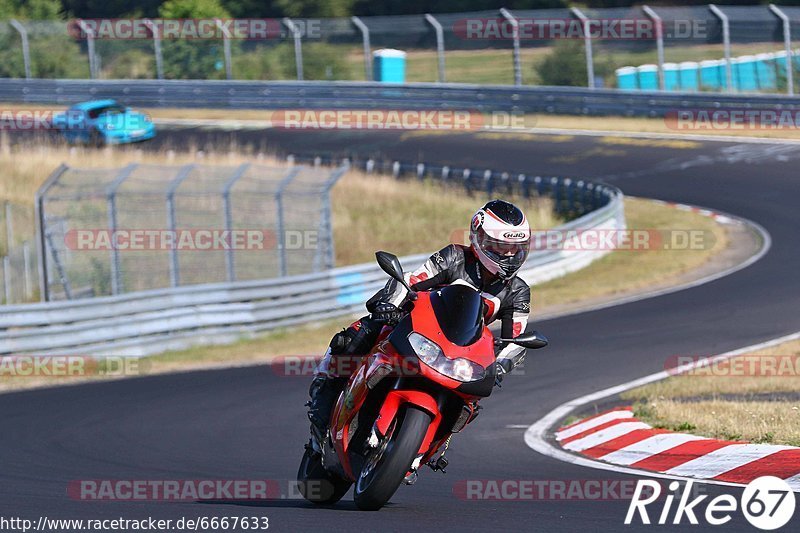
[650,199,736,225]
[556,407,800,491]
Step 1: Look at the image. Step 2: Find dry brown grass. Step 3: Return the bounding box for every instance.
[0,140,557,266]
[634,400,800,446]
[532,197,729,309]
[624,341,800,445]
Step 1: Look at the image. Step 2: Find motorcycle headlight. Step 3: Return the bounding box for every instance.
[408,332,485,383]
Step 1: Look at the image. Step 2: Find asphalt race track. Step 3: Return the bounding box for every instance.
[3,129,800,532]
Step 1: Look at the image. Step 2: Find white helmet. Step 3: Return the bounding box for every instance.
[469,199,531,279]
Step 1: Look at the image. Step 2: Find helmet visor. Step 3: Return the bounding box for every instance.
[476,228,530,268]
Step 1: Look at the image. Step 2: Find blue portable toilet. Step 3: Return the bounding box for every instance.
[734,55,758,91]
[615,66,638,90]
[678,61,700,91]
[637,64,658,90]
[663,62,680,91]
[373,49,407,83]
[699,59,722,90]
[754,52,777,90]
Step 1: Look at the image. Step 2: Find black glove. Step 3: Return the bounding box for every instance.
[371,302,404,325]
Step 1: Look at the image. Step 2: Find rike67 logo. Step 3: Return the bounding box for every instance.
[626,477,796,530]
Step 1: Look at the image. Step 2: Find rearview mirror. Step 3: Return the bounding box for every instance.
[499,330,548,350]
[375,251,417,300]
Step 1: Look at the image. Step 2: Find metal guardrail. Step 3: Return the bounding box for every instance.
[0,170,624,357]
[0,78,797,117]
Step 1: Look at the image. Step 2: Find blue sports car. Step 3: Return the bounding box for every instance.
[53,99,156,145]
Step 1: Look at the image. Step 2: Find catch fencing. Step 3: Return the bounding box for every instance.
[0,201,37,304]
[1,160,623,356]
[1,6,800,92]
[36,162,347,301]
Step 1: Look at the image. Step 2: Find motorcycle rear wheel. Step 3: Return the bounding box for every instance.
[297,444,352,505]
[353,406,431,511]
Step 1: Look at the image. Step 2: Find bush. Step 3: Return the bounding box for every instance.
[535,40,612,87]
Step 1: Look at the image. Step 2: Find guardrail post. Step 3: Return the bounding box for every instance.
[9,19,31,79]
[215,19,233,80]
[77,19,99,79]
[709,4,733,92]
[221,163,250,282]
[275,167,301,276]
[425,14,446,83]
[283,18,304,81]
[106,164,137,295]
[165,165,195,288]
[3,256,10,304]
[315,163,349,271]
[143,19,164,80]
[770,4,794,95]
[643,6,665,90]
[499,9,522,86]
[351,16,372,81]
[571,8,595,89]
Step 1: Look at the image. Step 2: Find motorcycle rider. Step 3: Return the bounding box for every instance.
[307,199,532,436]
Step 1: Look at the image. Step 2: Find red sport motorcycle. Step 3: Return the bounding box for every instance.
[297,251,548,511]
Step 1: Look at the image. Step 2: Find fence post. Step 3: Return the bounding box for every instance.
[215,19,233,80]
[221,163,250,282]
[283,18,304,81]
[4,201,13,254]
[275,167,301,276]
[106,164,137,295]
[9,19,31,79]
[709,4,733,92]
[499,8,522,86]
[351,16,372,81]
[143,19,164,80]
[165,164,195,288]
[571,7,595,89]
[34,164,67,302]
[2,256,10,304]
[642,6,665,90]
[425,14,446,83]
[77,19,99,79]
[316,163,349,271]
[23,240,32,300]
[770,4,794,96]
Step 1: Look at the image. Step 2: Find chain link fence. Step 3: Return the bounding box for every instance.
[35,162,348,301]
[0,201,37,304]
[0,6,798,91]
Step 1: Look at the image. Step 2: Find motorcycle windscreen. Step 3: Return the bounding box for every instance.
[429,284,484,347]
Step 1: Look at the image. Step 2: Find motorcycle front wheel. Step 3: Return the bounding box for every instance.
[353,406,431,511]
[296,443,352,505]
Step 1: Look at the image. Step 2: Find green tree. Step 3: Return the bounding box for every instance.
[275,0,355,18]
[158,0,233,79]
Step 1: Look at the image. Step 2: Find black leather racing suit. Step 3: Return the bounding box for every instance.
[316,243,532,379]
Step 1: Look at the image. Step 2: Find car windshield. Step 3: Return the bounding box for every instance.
[87,105,126,119]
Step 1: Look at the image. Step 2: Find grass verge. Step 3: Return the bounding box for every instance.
[0,140,557,266]
[622,340,800,446]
